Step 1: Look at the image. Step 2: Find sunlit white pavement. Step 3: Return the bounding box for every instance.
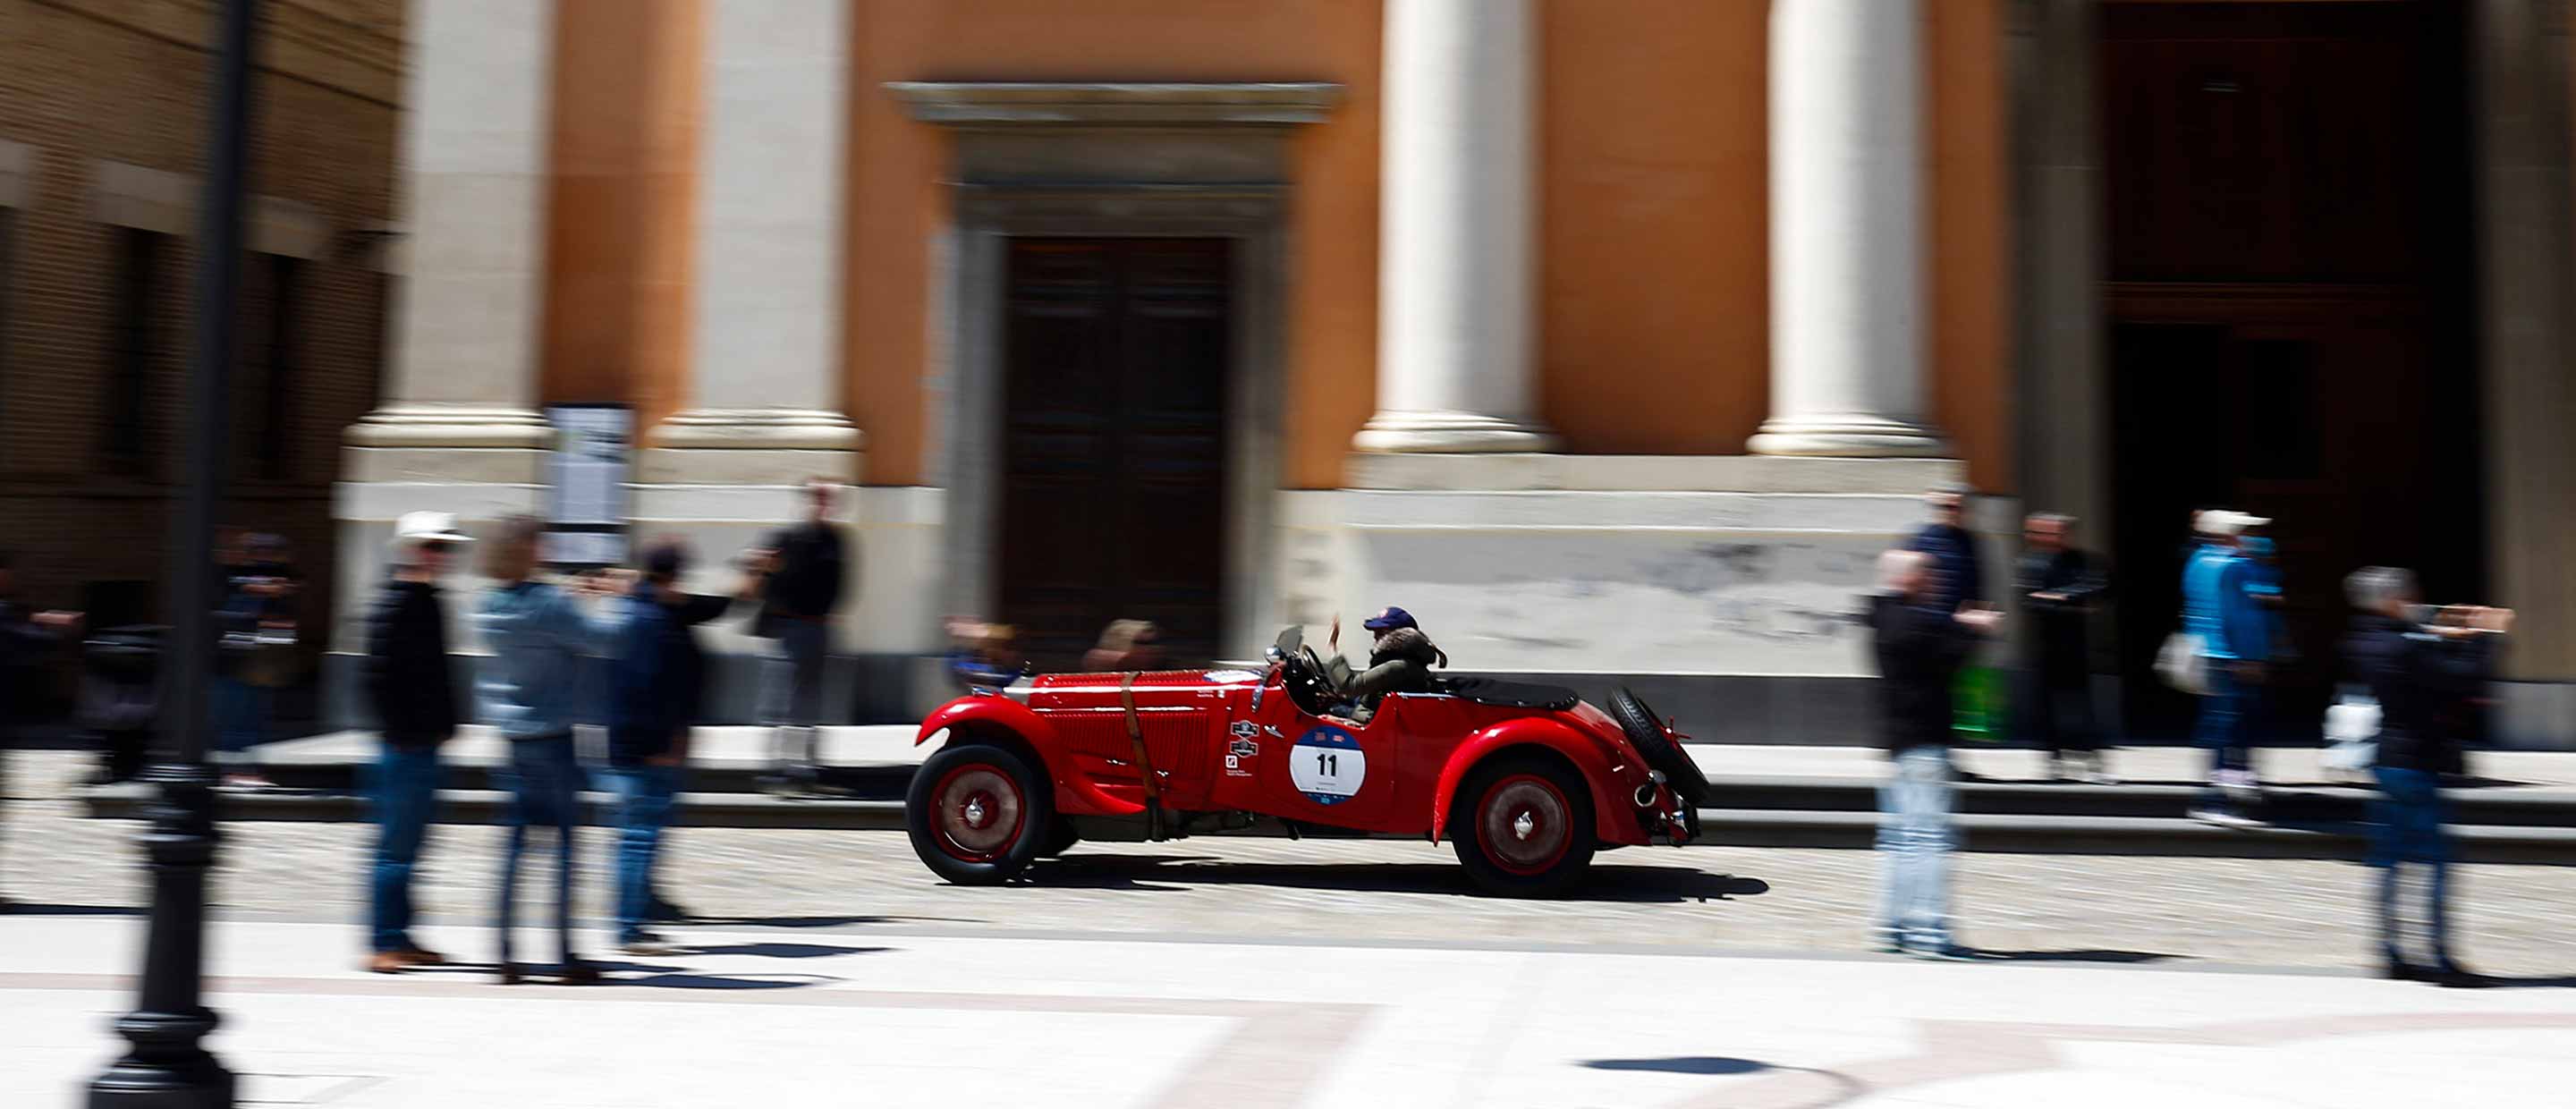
[5,916,2572,1108]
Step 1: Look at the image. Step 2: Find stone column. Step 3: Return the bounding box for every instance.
[333,0,559,665]
[642,0,861,483]
[2474,0,2576,748]
[1749,0,1948,457]
[1352,0,1556,453]
[343,0,556,465]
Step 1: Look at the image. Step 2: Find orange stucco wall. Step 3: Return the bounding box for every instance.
[539,0,703,428]
[1928,0,2012,489]
[1538,0,1770,457]
[843,0,1383,487]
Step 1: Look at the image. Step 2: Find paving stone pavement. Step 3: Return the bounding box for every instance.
[9,752,2576,975]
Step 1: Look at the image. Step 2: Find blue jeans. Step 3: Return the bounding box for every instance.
[369,745,443,952]
[608,764,681,942]
[214,677,272,754]
[2372,766,2453,965]
[761,619,831,775]
[1876,747,1955,950]
[496,735,582,968]
[2194,663,2258,782]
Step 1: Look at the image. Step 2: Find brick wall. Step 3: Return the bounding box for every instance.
[0,0,400,663]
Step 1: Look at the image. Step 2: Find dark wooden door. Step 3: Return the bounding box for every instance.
[998,238,1232,670]
[2099,2,2480,740]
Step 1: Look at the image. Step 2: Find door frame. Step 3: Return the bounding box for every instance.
[935,187,1287,661]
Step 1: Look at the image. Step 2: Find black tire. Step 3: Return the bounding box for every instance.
[906,743,1054,885]
[1451,755,1597,898]
[1038,817,1080,858]
[1608,687,1712,806]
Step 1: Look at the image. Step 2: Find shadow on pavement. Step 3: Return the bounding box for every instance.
[2451,974,2576,989]
[1584,1056,1773,1076]
[682,942,890,960]
[1969,949,2181,964]
[1021,855,1770,903]
[618,972,844,990]
[683,914,982,928]
[0,902,143,917]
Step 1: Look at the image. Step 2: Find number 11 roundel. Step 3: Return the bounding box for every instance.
[1290,725,1367,806]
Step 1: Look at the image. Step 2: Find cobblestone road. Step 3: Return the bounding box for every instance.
[9,753,2576,975]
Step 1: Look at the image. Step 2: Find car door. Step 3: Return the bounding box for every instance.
[1256,698,1405,829]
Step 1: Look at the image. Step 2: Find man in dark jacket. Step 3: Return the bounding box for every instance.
[361,512,470,972]
[2343,566,2507,985]
[756,478,848,792]
[606,539,759,953]
[1868,549,1999,959]
[2015,513,2111,782]
[1907,483,1986,615]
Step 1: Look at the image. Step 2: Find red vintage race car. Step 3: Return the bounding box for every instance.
[904,628,1711,896]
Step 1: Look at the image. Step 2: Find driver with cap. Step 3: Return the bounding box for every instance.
[1332,606,1449,724]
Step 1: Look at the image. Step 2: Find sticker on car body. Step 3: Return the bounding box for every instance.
[1290,725,1365,804]
[1204,669,1263,683]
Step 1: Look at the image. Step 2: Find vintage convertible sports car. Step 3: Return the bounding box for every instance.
[904,629,1711,896]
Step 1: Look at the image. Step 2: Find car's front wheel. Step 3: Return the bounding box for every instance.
[907,742,1053,885]
[1451,755,1597,898]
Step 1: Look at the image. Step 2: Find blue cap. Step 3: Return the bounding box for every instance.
[1362,606,1417,632]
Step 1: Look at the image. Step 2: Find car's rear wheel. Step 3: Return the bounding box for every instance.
[907,743,1053,885]
[1452,755,1597,898]
[1608,687,1712,807]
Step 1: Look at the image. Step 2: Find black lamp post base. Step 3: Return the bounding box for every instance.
[89,1035,234,1109]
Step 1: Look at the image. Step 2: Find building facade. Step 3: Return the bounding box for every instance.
[1,0,402,715]
[334,0,2576,746]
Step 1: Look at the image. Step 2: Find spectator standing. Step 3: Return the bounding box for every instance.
[2015,513,2112,783]
[1867,549,2000,960]
[2182,510,2273,825]
[1081,620,1165,673]
[474,517,614,985]
[2342,567,2507,986]
[1907,483,1987,615]
[606,539,759,953]
[214,532,299,790]
[755,478,849,794]
[362,512,471,972]
[1,552,81,907]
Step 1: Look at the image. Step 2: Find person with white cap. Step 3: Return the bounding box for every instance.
[360,511,472,973]
[2180,508,2274,825]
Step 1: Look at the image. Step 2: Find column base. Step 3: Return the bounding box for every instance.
[1352,410,1560,453]
[1747,415,1950,458]
[640,409,863,485]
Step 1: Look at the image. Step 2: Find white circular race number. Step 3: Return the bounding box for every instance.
[1290,726,1367,805]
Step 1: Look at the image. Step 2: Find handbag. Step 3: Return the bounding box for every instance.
[2322,685,2381,777]
[2156,631,2209,696]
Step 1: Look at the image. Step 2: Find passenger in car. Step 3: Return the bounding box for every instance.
[1335,606,1448,724]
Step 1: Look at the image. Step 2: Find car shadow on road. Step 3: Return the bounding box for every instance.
[1021,855,1771,903]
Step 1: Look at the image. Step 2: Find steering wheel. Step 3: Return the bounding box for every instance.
[1277,644,1335,715]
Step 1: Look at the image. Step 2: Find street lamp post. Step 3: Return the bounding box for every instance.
[88,0,260,1105]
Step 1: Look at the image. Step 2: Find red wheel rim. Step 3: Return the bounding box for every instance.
[930,763,1026,863]
[1478,774,1572,876]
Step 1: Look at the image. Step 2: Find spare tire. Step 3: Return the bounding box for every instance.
[1607,687,1712,806]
